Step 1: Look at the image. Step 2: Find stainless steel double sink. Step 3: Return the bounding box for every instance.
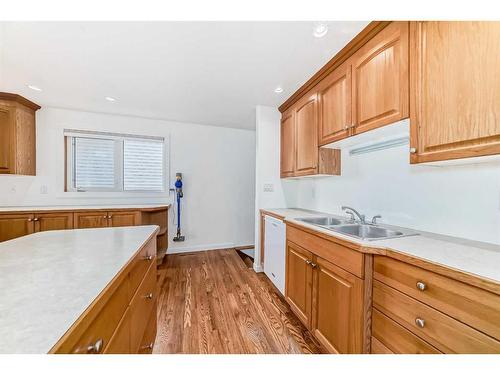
[296,216,418,241]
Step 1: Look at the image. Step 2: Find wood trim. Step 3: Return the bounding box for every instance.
[0,205,170,215]
[362,254,374,353]
[0,92,41,111]
[234,245,254,251]
[278,21,391,113]
[259,209,286,221]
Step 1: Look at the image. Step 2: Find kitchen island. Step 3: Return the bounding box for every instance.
[0,225,159,354]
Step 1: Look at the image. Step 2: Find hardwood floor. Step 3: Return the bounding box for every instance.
[153,249,324,354]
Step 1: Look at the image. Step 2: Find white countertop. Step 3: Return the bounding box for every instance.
[0,204,170,212]
[262,208,500,285]
[0,225,159,353]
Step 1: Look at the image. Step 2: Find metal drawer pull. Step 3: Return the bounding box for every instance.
[305,260,312,265]
[144,293,153,299]
[103,215,108,218]
[28,218,33,222]
[311,263,318,269]
[415,318,425,328]
[141,343,154,350]
[33,217,39,221]
[416,281,427,291]
[143,255,153,261]
[87,338,104,353]
[108,215,112,219]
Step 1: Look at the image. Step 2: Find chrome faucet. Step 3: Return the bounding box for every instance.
[341,206,366,224]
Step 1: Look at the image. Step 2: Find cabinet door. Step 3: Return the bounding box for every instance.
[109,211,140,227]
[74,211,109,229]
[34,212,74,232]
[318,60,352,145]
[294,94,318,176]
[352,21,409,135]
[0,213,34,242]
[104,308,131,354]
[311,256,364,353]
[0,105,14,174]
[285,242,313,328]
[280,111,295,177]
[410,21,500,163]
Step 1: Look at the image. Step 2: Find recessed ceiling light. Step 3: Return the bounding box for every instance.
[27,84,42,92]
[105,96,116,102]
[274,87,284,94]
[313,23,328,38]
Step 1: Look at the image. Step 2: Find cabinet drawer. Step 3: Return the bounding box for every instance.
[371,337,393,354]
[65,276,130,353]
[130,261,157,352]
[373,280,500,353]
[104,308,131,354]
[374,256,500,340]
[372,308,440,354]
[129,239,156,297]
[138,301,158,354]
[287,225,364,278]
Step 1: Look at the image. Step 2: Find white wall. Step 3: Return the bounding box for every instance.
[0,107,256,253]
[253,105,297,270]
[284,131,500,245]
[254,112,500,245]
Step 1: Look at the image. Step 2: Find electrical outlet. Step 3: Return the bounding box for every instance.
[40,185,48,194]
[263,183,274,192]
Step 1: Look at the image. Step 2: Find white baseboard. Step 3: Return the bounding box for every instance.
[253,263,264,273]
[167,242,235,254]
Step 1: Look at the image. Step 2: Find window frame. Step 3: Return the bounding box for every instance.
[65,129,167,193]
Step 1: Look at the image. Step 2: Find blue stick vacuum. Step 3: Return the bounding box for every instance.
[173,173,185,242]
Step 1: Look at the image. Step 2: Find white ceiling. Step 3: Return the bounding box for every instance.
[0,21,368,130]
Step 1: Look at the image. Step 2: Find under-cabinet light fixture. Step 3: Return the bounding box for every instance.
[349,137,409,156]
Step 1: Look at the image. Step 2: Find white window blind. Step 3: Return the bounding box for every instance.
[74,137,117,190]
[124,139,164,191]
[66,130,167,193]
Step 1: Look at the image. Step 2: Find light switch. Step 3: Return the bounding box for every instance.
[263,183,274,192]
[40,185,48,194]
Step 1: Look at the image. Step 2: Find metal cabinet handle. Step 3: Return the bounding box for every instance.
[33,217,39,222]
[144,293,153,299]
[107,215,112,219]
[87,338,104,353]
[28,218,33,222]
[141,343,154,350]
[415,318,425,328]
[103,215,108,218]
[143,255,153,261]
[409,147,417,154]
[416,281,427,291]
[310,262,318,269]
[305,260,312,265]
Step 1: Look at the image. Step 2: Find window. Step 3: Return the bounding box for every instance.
[66,130,167,192]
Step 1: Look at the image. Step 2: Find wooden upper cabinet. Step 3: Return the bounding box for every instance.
[318,59,352,145]
[34,212,74,232]
[410,21,500,163]
[0,213,35,242]
[285,242,313,328]
[294,93,318,176]
[280,110,295,178]
[0,93,40,176]
[74,211,110,229]
[311,256,364,354]
[352,21,409,135]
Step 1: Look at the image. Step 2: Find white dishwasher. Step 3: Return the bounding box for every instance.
[264,215,286,294]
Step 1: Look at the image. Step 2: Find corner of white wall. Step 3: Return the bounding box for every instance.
[253,105,286,269]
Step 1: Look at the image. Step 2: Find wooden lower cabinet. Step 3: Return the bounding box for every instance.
[285,235,367,354]
[311,256,364,353]
[50,234,158,354]
[285,242,313,327]
[109,210,141,227]
[0,213,34,242]
[34,212,74,232]
[74,211,110,229]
